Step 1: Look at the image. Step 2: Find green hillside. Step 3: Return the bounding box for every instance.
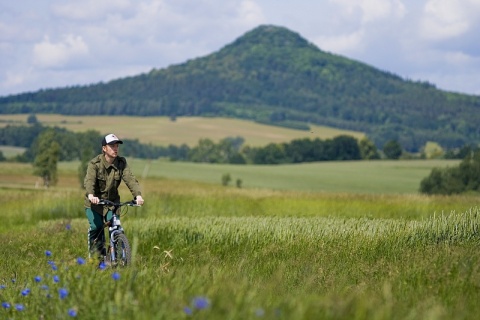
[1,25,479,151]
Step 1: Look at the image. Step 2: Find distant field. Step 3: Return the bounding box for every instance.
[0,145,25,158]
[126,158,461,194]
[0,159,459,194]
[0,114,364,147]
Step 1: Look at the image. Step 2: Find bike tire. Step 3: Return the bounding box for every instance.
[113,233,131,267]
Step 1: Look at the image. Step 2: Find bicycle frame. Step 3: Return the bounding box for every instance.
[98,199,139,267]
[108,210,125,264]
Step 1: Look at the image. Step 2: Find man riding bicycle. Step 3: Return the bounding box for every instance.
[83,133,145,263]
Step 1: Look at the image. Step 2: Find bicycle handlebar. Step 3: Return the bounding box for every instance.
[97,199,141,207]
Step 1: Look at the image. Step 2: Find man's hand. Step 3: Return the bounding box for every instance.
[135,195,144,205]
[88,194,100,204]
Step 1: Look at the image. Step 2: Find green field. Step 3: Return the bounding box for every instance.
[0,146,25,158]
[1,170,479,319]
[126,158,461,194]
[1,159,461,194]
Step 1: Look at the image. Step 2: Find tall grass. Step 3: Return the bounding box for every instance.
[1,182,480,319]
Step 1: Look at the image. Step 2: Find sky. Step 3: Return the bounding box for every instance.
[1,0,479,97]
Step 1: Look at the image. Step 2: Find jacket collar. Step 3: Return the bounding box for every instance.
[101,154,118,170]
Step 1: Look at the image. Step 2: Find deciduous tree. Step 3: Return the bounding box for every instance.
[33,129,60,187]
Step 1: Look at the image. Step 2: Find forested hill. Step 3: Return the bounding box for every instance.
[1,25,479,151]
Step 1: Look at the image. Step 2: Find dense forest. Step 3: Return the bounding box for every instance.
[1,25,479,151]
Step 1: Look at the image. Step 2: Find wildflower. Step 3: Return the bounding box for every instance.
[45,250,52,257]
[34,276,42,282]
[0,285,6,289]
[66,224,71,230]
[2,302,10,309]
[59,288,68,300]
[15,304,25,311]
[21,288,31,296]
[112,272,120,281]
[183,306,193,316]
[98,262,107,270]
[41,285,49,290]
[53,275,60,283]
[76,257,85,265]
[255,308,265,317]
[192,296,210,310]
[48,260,58,271]
[68,308,77,317]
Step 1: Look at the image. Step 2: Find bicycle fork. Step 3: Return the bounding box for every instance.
[108,229,125,264]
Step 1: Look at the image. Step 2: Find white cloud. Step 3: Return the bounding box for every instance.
[314,0,407,56]
[314,30,365,54]
[3,70,29,88]
[52,0,132,21]
[331,0,406,24]
[33,35,89,68]
[236,0,265,25]
[420,0,480,40]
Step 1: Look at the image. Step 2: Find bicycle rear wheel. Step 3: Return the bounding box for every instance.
[113,233,131,267]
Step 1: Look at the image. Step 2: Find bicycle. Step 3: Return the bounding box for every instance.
[95,199,140,267]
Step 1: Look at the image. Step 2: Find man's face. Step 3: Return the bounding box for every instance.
[103,143,119,158]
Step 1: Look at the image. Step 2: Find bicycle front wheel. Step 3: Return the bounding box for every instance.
[113,233,131,267]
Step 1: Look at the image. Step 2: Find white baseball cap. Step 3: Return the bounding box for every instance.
[102,133,123,146]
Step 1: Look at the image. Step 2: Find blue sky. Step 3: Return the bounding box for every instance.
[1,0,479,97]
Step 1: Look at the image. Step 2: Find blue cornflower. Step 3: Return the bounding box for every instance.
[45,250,52,257]
[59,288,68,300]
[41,285,49,290]
[2,302,10,309]
[34,276,42,282]
[66,224,71,230]
[0,285,6,289]
[47,260,58,270]
[21,288,31,296]
[76,257,85,265]
[98,262,107,270]
[15,304,25,311]
[183,306,193,316]
[68,308,77,317]
[192,296,210,310]
[53,275,60,283]
[112,272,120,281]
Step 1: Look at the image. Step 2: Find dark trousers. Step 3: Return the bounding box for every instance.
[86,208,112,259]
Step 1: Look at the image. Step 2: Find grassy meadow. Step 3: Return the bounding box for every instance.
[1,159,480,319]
[1,115,478,319]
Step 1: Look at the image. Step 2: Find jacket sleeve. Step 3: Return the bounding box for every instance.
[84,160,98,196]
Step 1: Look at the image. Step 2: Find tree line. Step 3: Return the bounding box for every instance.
[0,123,385,165]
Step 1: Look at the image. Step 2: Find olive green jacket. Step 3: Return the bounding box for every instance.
[84,154,142,215]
